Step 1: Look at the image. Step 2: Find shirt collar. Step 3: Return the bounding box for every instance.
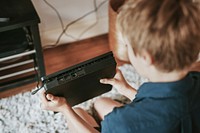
[136,72,194,98]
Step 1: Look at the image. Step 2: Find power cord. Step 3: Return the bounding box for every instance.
[31,61,44,95]
[42,0,77,41]
[77,0,98,39]
[42,0,108,49]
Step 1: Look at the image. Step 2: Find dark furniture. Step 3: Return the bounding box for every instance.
[0,0,46,91]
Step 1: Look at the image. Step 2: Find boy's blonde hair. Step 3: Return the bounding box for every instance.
[117,0,200,72]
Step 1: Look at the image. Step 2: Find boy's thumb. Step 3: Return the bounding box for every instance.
[100,78,116,86]
[46,94,54,101]
[100,79,108,84]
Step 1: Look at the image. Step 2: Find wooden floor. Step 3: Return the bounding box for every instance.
[0,34,110,98]
[44,34,110,75]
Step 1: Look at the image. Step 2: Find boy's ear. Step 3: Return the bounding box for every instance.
[140,50,153,66]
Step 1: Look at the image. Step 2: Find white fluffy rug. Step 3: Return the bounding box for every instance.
[0,64,147,133]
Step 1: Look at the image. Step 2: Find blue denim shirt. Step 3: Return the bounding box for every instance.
[101,72,200,133]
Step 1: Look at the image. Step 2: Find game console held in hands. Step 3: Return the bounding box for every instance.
[42,52,116,106]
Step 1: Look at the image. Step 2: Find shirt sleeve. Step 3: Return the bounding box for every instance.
[101,107,122,133]
[101,105,140,133]
[100,98,179,133]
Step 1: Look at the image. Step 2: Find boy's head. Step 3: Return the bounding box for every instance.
[117,0,200,74]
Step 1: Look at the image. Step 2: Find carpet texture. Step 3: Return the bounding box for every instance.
[0,64,147,133]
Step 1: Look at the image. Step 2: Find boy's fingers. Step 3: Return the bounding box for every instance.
[40,90,50,110]
[46,94,59,102]
[46,94,54,101]
[116,68,121,72]
[115,68,123,78]
[100,78,116,86]
[40,89,48,102]
[100,68,122,85]
[100,79,109,84]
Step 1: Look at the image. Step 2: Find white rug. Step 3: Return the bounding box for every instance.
[0,64,147,133]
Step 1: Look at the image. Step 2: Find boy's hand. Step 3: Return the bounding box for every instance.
[40,90,70,113]
[100,69,136,100]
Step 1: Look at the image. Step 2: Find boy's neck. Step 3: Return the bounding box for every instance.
[148,69,188,83]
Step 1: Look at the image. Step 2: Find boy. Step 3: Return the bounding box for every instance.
[40,0,200,132]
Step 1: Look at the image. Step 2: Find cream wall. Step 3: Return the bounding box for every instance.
[32,0,109,47]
